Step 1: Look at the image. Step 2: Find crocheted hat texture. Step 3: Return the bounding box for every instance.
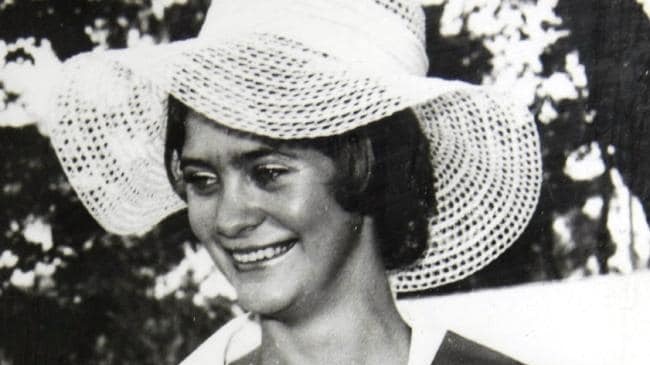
[48,0,542,293]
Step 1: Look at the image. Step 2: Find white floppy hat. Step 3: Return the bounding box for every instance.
[48,0,542,293]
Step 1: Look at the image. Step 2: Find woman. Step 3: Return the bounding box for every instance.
[48,0,542,363]
[167,104,434,364]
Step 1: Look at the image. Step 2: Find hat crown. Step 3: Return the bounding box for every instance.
[197,0,429,76]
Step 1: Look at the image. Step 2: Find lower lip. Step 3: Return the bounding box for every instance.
[230,239,297,271]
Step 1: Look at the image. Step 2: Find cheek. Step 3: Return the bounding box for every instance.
[186,197,237,276]
[275,184,329,231]
[282,181,354,243]
[186,196,215,242]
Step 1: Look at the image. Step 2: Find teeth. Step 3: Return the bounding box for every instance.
[231,242,293,264]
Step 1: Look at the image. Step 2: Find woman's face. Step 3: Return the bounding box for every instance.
[180,111,366,316]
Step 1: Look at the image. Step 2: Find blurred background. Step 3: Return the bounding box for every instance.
[1,0,650,364]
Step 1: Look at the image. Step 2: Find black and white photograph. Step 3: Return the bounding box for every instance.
[1,0,649,364]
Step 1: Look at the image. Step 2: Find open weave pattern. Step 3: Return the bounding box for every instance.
[50,56,185,235]
[389,92,541,292]
[168,35,409,139]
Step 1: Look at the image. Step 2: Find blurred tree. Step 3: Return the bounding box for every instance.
[556,0,650,273]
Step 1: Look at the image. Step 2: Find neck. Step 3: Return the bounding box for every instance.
[256,218,411,365]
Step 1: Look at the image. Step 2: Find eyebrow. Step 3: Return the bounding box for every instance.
[179,157,213,171]
[180,146,295,170]
[236,147,288,164]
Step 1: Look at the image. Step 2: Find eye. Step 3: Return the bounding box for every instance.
[183,170,219,195]
[251,164,290,188]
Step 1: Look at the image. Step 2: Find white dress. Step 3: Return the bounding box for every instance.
[180,309,446,365]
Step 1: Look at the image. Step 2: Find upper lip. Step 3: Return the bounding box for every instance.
[223,238,297,254]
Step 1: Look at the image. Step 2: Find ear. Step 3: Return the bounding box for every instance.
[168,149,187,200]
[340,131,374,210]
[355,133,375,193]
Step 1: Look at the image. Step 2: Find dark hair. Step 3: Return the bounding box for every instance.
[165,97,435,270]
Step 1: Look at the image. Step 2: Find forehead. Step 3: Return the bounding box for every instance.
[183,111,271,155]
[181,111,330,163]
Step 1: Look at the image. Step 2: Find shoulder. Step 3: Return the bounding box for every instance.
[431,331,525,365]
[180,314,261,365]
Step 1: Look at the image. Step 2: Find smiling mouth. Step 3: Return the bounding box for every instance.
[228,239,297,267]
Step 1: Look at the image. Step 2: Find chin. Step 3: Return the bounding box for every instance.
[235,280,301,317]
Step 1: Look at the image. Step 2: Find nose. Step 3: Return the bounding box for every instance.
[214,179,263,238]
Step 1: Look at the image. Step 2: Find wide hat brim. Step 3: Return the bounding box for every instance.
[49,32,542,293]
